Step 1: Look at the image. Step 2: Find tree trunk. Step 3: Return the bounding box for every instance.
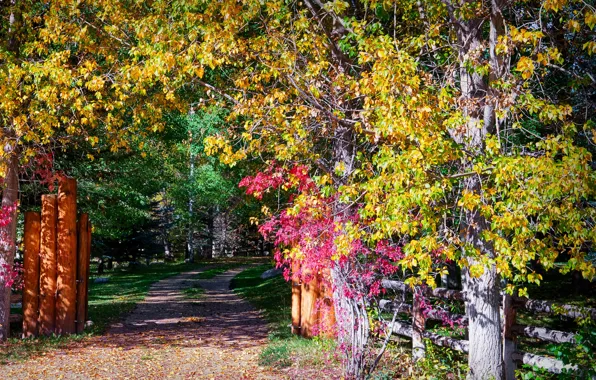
[187,123,195,263]
[330,123,370,379]
[0,0,20,343]
[0,150,19,340]
[450,0,507,375]
[461,204,503,379]
[163,236,172,261]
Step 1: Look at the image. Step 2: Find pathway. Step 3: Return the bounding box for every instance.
[4,267,279,379]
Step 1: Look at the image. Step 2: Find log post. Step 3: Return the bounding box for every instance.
[22,212,41,337]
[39,195,58,335]
[76,214,90,334]
[291,261,301,335]
[56,178,77,334]
[412,289,427,361]
[300,271,320,338]
[502,294,517,379]
[318,269,336,337]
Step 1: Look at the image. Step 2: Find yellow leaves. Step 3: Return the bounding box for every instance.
[469,264,485,278]
[85,76,105,92]
[583,41,596,56]
[332,233,352,261]
[516,56,535,79]
[88,136,99,147]
[504,283,516,295]
[567,19,581,33]
[536,47,563,66]
[543,0,568,12]
[527,272,542,286]
[458,190,481,211]
[261,205,271,217]
[485,136,500,157]
[510,27,544,46]
[586,11,596,30]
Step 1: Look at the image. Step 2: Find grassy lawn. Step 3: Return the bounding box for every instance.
[194,263,242,279]
[182,283,206,300]
[231,264,337,370]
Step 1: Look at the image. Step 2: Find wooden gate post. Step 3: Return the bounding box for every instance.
[318,270,336,338]
[300,270,320,338]
[412,288,427,361]
[56,178,77,334]
[291,261,302,335]
[76,214,90,333]
[22,212,41,337]
[39,194,58,335]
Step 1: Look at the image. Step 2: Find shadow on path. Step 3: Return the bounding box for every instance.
[107,267,269,350]
[4,267,279,379]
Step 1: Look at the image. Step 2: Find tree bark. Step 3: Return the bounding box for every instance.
[187,120,195,263]
[0,150,19,340]
[449,0,507,376]
[330,123,371,379]
[0,0,20,343]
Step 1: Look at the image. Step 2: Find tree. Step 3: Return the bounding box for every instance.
[197,0,595,377]
[0,0,202,337]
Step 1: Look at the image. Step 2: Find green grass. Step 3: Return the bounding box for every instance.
[195,263,241,279]
[182,283,205,300]
[231,265,337,370]
[85,261,210,333]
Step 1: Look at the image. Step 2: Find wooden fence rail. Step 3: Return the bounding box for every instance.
[381,279,595,377]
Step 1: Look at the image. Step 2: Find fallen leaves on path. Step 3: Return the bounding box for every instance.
[3,268,283,379]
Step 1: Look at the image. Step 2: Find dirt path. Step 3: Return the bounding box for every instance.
[5,267,279,379]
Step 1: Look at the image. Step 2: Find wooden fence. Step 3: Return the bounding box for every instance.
[380,280,596,379]
[9,178,92,337]
[291,264,336,338]
[381,279,595,377]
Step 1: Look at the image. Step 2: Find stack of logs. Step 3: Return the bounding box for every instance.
[21,178,91,337]
[291,263,335,338]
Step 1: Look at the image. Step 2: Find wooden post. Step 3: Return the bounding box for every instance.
[412,289,427,361]
[76,214,90,334]
[39,194,58,335]
[22,212,41,338]
[291,261,301,335]
[56,178,77,334]
[300,271,320,338]
[502,294,517,379]
[318,269,336,337]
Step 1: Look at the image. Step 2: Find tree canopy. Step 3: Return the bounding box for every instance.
[0,0,594,378]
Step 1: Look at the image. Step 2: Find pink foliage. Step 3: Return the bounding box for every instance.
[31,153,63,191]
[241,164,405,328]
[0,202,18,228]
[1,262,23,290]
[414,290,465,328]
